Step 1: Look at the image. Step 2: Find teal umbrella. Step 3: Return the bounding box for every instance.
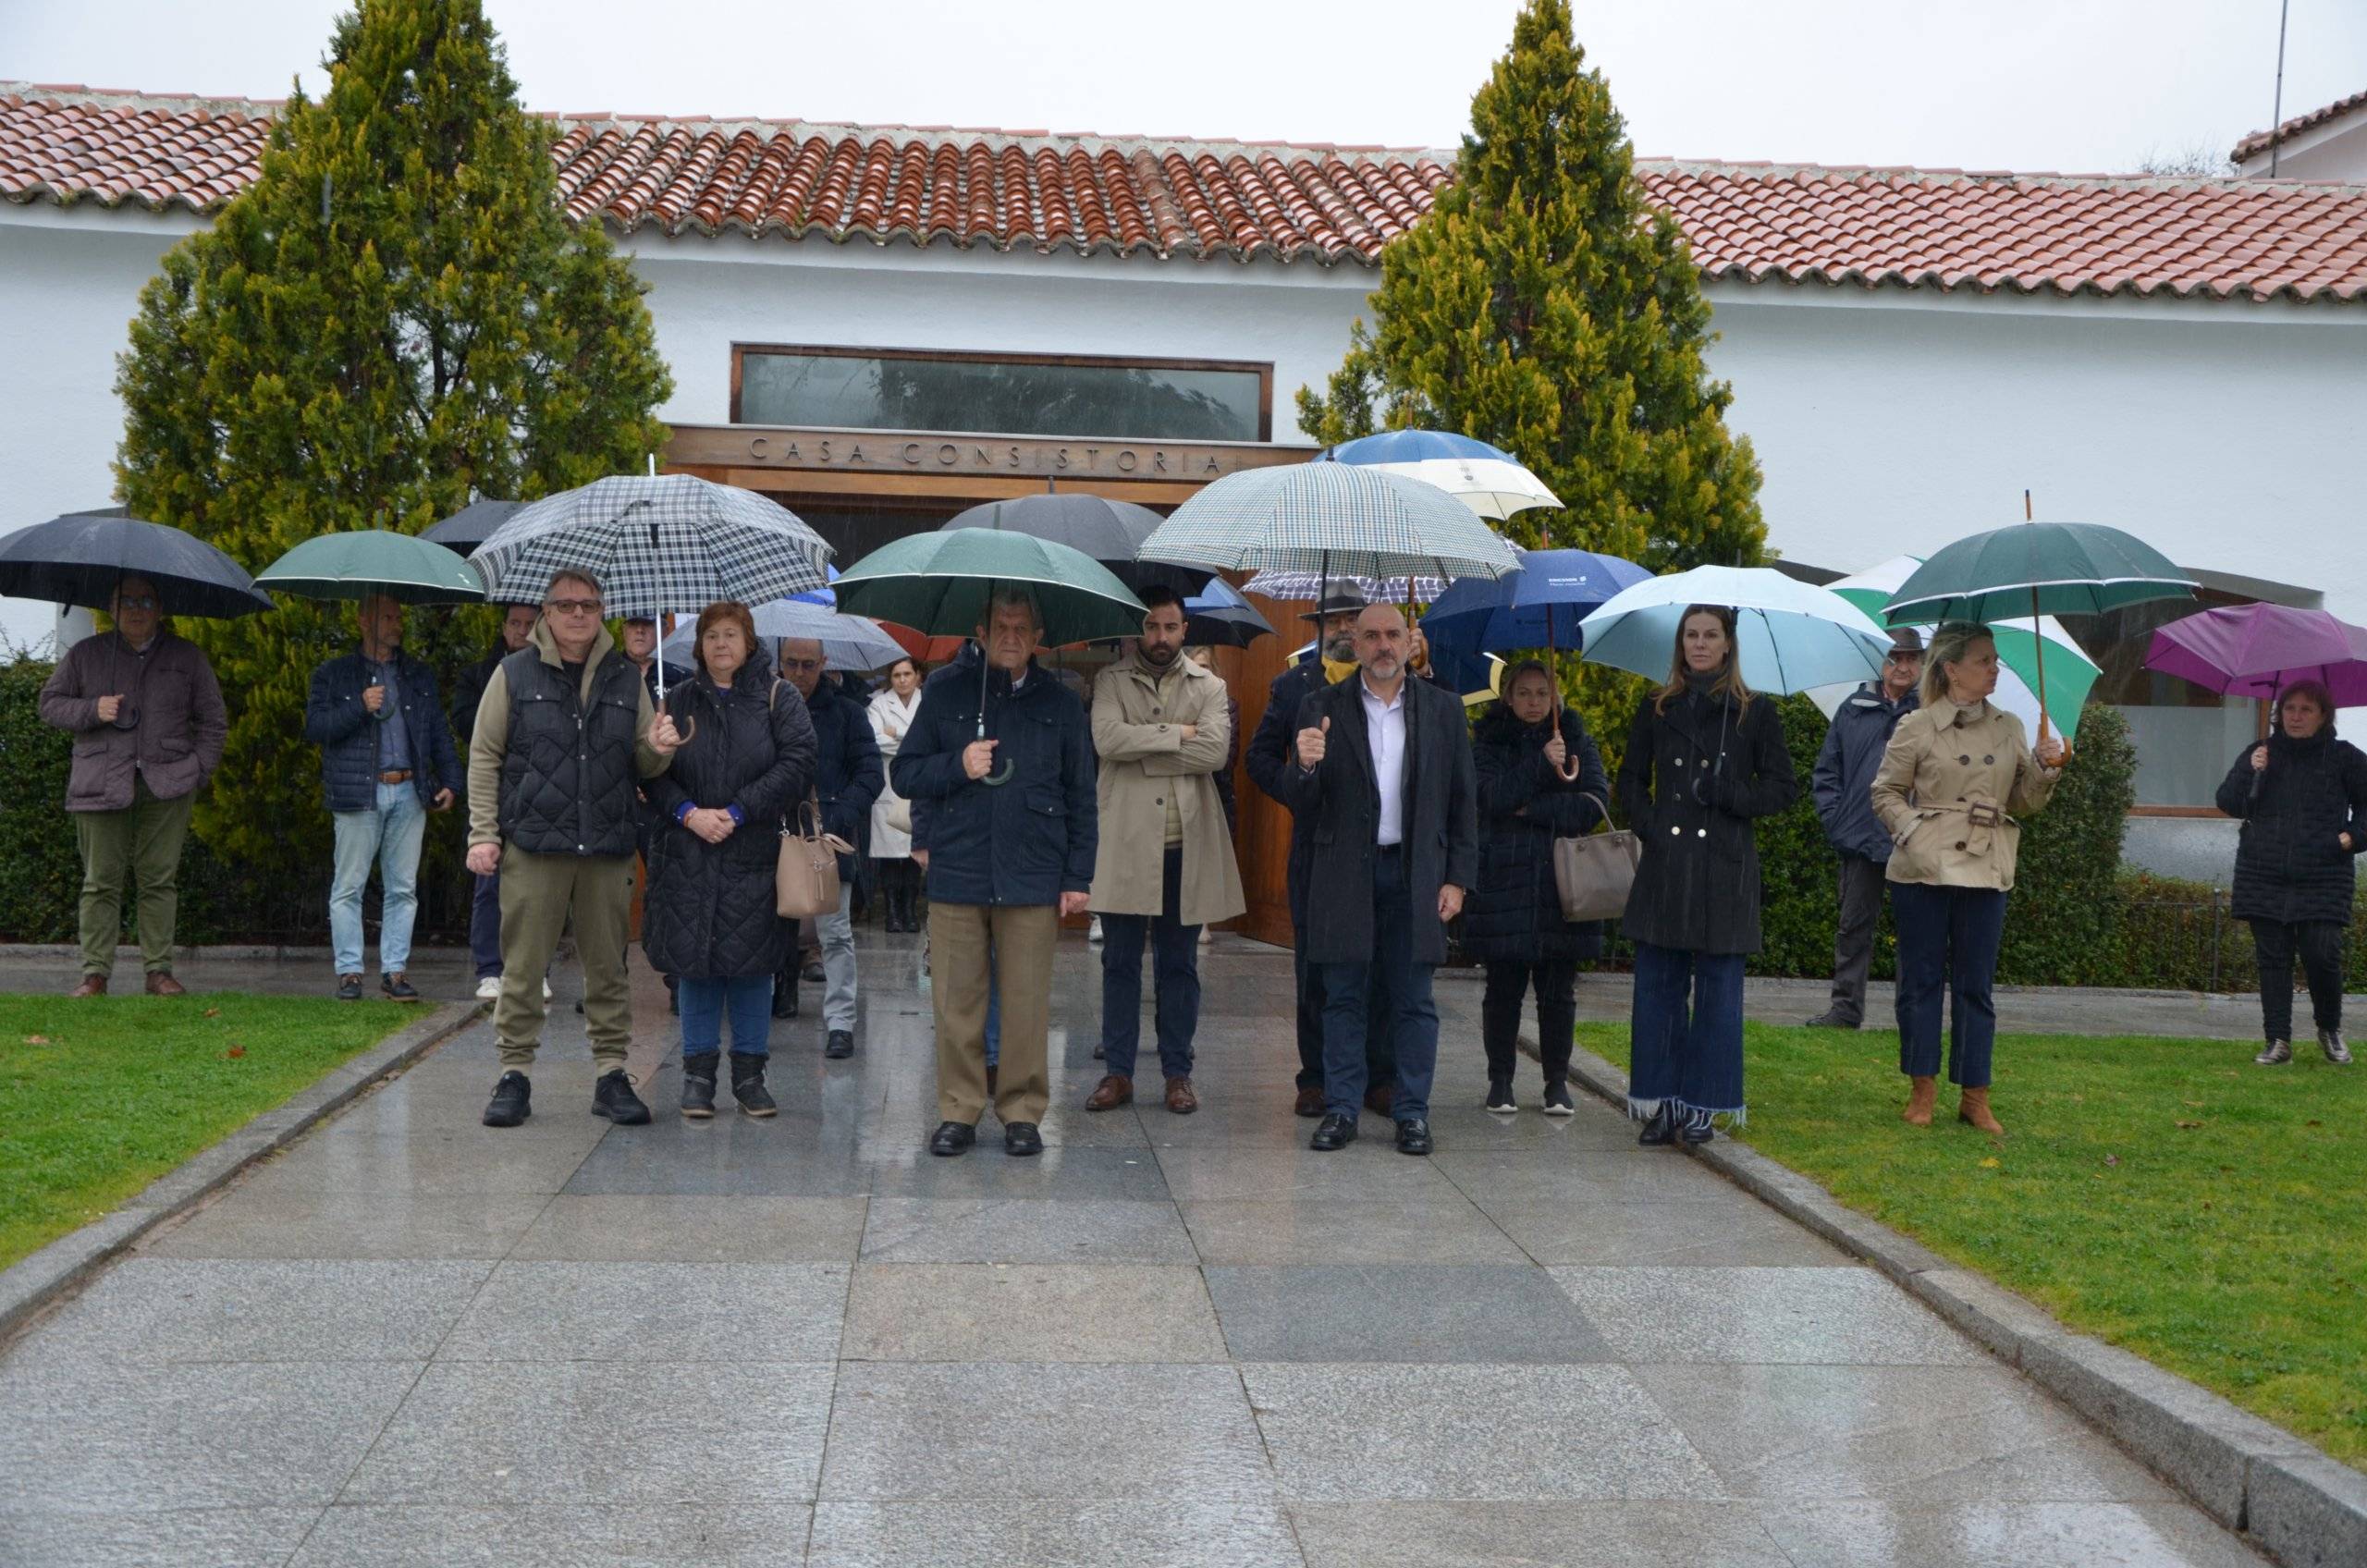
[257,529,486,605]
[835,527,1145,785]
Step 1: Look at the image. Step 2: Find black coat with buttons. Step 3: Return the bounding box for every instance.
[2214,726,2367,927]
[1615,685,1798,955]
[1464,702,1609,962]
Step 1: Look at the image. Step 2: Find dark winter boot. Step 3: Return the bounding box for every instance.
[680,1053,719,1121]
[1637,1103,1677,1146]
[772,968,799,1019]
[730,1053,777,1118]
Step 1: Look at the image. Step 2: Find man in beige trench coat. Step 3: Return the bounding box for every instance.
[1084,587,1246,1114]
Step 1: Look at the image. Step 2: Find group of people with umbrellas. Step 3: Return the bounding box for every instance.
[7,430,2356,1148]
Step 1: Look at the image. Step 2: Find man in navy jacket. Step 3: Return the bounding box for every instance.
[893,589,1097,1158]
[1807,628,1922,1028]
[303,593,463,1001]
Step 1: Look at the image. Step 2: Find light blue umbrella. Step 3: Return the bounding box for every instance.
[664,597,906,673]
[1321,431,1514,463]
[1576,565,1894,695]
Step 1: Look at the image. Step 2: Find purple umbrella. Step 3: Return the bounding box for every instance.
[2143,604,2367,707]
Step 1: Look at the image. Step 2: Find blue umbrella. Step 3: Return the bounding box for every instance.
[1422,547,1652,655]
[1577,566,1894,695]
[1322,430,1514,464]
[791,563,842,606]
[1182,579,1274,648]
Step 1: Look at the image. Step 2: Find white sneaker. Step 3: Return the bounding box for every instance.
[541,978,553,1001]
[474,975,500,1000]
[1088,915,1103,944]
[1198,927,1212,947]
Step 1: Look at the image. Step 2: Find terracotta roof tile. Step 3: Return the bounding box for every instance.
[4,85,2364,301]
[2233,88,2367,164]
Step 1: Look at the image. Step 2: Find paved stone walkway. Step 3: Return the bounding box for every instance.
[0,935,2266,1566]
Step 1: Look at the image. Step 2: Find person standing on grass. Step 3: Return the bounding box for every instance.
[1870,621,2065,1133]
[867,656,926,933]
[1618,606,1797,1148]
[1466,659,1607,1116]
[303,592,463,1003]
[452,601,543,1002]
[642,603,817,1119]
[1806,628,1923,1029]
[2214,679,2365,1067]
[1083,588,1245,1117]
[40,575,227,998]
[466,570,682,1131]
[779,636,884,1060]
[894,588,1096,1160]
[1280,604,1477,1158]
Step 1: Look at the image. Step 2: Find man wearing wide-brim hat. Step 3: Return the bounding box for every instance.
[1245,587,1399,1118]
[1806,626,1923,1028]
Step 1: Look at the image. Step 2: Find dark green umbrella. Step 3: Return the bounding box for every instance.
[1883,516,2195,745]
[257,529,486,605]
[834,527,1145,784]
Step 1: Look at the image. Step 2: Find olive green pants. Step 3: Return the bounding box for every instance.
[74,776,195,978]
[929,900,1056,1126]
[494,846,635,1072]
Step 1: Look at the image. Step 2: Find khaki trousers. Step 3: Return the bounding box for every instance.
[74,775,194,978]
[494,846,634,1072]
[930,901,1056,1125]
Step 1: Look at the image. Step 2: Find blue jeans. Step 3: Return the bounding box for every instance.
[469,870,503,979]
[1317,848,1437,1122]
[1628,941,1746,1120]
[329,782,425,976]
[1099,845,1202,1080]
[1892,882,2007,1086]
[679,974,775,1059]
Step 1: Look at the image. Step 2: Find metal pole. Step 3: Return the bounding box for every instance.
[2210,887,2224,993]
[2269,0,2290,177]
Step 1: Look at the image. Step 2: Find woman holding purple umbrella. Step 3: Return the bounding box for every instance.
[2214,679,2367,1067]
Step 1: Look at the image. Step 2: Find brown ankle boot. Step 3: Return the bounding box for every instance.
[1902,1075,1937,1126]
[1958,1085,2004,1135]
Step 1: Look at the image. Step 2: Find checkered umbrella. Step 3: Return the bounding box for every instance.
[472,475,833,632]
[1244,568,1447,605]
[1137,463,1517,596]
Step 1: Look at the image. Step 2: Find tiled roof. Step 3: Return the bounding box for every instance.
[5,84,2366,303]
[2233,88,2367,164]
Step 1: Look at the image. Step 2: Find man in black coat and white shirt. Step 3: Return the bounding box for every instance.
[1277,606,1478,1156]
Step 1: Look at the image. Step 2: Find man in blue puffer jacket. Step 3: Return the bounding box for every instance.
[303,593,464,1002]
[893,589,1097,1159]
[1806,628,1922,1028]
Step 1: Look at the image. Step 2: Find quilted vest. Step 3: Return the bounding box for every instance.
[496,645,643,857]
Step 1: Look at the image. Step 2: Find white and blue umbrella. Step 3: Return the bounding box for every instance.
[1576,566,1895,695]
[1140,462,1517,592]
[663,598,908,674]
[1321,431,1560,521]
[1321,431,1512,463]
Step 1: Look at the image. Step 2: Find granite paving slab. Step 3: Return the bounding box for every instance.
[434,1260,850,1362]
[1204,1264,1610,1363]
[842,1263,1225,1362]
[856,1196,1198,1264]
[1551,1265,1993,1366]
[285,1503,813,1567]
[20,1257,490,1364]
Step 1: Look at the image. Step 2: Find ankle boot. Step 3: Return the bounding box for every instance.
[681,1053,719,1121]
[730,1053,777,1118]
[1637,1103,1677,1146]
[1902,1075,1937,1126]
[1957,1084,2003,1135]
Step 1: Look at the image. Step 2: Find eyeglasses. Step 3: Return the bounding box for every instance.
[115,595,158,612]
[546,598,604,616]
[779,658,825,673]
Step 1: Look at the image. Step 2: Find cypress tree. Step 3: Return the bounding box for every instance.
[115,0,672,880]
[1297,0,1767,747]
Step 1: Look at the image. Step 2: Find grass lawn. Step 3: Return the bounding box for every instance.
[0,993,411,1270]
[1578,1021,2367,1470]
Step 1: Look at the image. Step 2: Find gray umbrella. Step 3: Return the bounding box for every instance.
[423,498,522,555]
[0,508,273,619]
[945,491,1209,596]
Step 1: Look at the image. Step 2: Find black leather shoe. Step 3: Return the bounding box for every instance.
[1310,1112,1357,1152]
[1679,1107,1715,1145]
[1637,1104,1677,1146]
[482,1071,531,1128]
[802,959,825,984]
[1004,1121,1044,1157]
[591,1069,652,1125]
[335,974,363,1002]
[825,1029,854,1060]
[1394,1118,1433,1156]
[379,972,420,1003]
[929,1120,976,1157]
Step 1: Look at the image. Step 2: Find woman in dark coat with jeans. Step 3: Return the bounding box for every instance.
[1616,606,1797,1145]
[2214,679,2366,1066]
[644,602,818,1119]
[1466,660,1607,1115]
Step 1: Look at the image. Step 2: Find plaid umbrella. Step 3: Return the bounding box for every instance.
[472,473,832,631]
[1137,463,1518,587]
[1243,568,1447,605]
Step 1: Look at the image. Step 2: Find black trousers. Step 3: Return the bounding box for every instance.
[2250,918,2347,1041]
[1481,959,1578,1084]
[1825,853,1887,1024]
[1292,922,1395,1092]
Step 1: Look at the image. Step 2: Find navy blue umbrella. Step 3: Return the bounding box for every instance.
[1182,578,1274,648]
[1421,546,1651,655]
[0,508,273,619]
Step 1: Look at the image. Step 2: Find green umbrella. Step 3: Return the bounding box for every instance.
[1883,518,2194,745]
[257,529,486,605]
[834,527,1145,785]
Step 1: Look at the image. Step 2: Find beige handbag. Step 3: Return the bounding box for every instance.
[777,798,853,919]
[1552,793,1640,924]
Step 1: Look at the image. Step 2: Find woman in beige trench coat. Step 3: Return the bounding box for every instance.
[1870,621,2066,1133]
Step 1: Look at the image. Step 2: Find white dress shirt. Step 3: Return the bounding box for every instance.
[1359,677,1408,847]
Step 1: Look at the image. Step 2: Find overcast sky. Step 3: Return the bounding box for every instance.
[6,0,2363,172]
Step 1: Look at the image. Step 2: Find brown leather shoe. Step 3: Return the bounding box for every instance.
[70,974,107,998]
[1293,1086,1325,1118]
[1363,1083,1396,1117]
[144,972,186,998]
[1085,1073,1134,1111]
[1164,1076,1198,1115]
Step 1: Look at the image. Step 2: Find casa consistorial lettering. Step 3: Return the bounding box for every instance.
[734,429,1259,480]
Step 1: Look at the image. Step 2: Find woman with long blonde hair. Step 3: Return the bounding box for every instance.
[1615,605,1797,1145]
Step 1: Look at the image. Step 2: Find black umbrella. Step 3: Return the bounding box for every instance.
[0,509,272,619]
[422,498,523,555]
[942,491,1210,596]
[1182,578,1274,648]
